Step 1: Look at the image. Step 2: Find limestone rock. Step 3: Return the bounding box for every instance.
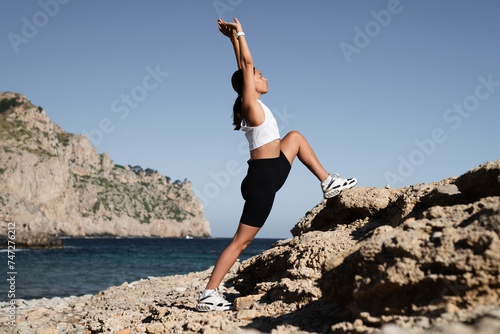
[321,194,500,325]
[37,329,59,334]
[384,177,468,228]
[236,309,259,320]
[1,231,63,249]
[233,224,366,306]
[232,158,500,333]
[455,159,500,199]
[291,186,398,236]
[235,294,265,310]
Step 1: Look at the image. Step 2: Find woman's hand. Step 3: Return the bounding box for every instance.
[218,18,243,38]
[218,18,235,39]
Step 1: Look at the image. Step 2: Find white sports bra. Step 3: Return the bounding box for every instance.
[241,100,281,151]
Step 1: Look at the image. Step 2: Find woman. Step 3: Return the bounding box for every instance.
[195,18,357,312]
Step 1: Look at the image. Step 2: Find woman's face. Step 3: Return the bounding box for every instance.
[254,69,269,95]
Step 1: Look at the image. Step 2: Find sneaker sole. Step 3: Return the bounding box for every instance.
[324,178,358,199]
[196,303,234,312]
[196,304,212,312]
[324,189,341,199]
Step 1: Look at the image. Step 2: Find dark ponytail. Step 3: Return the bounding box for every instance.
[231,69,244,130]
[232,96,243,130]
[231,67,255,131]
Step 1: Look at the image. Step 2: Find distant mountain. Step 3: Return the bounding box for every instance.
[0,92,210,238]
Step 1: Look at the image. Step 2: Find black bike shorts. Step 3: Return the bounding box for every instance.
[240,151,291,228]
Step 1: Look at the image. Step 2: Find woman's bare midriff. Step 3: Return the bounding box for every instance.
[249,139,281,160]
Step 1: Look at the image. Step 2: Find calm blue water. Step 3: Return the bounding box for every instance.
[0,238,278,301]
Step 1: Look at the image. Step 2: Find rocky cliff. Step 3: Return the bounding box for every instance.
[0,92,210,238]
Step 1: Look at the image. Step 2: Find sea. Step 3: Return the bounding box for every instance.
[0,237,279,302]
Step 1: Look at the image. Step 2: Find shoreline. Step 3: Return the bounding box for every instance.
[0,263,262,334]
[0,238,280,304]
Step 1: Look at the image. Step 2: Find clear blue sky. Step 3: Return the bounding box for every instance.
[1,1,499,238]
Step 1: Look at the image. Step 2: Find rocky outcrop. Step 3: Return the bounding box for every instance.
[2,272,500,334]
[321,195,500,323]
[1,132,499,333]
[1,231,63,249]
[0,92,210,238]
[455,159,500,199]
[231,159,500,333]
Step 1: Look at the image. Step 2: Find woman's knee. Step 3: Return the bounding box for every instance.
[281,131,303,150]
[232,227,257,250]
[231,236,254,252]
[284,130,303,142]
[240,238,253,251]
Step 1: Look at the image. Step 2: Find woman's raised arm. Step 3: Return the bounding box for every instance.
[218,18,263,126]
[218,18,241,69]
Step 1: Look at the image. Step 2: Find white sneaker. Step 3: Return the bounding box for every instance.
[322,173,357,199]
[195,289,235,312]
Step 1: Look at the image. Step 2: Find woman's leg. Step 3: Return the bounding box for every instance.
[205,222,261,290]
[280,131,329,182]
